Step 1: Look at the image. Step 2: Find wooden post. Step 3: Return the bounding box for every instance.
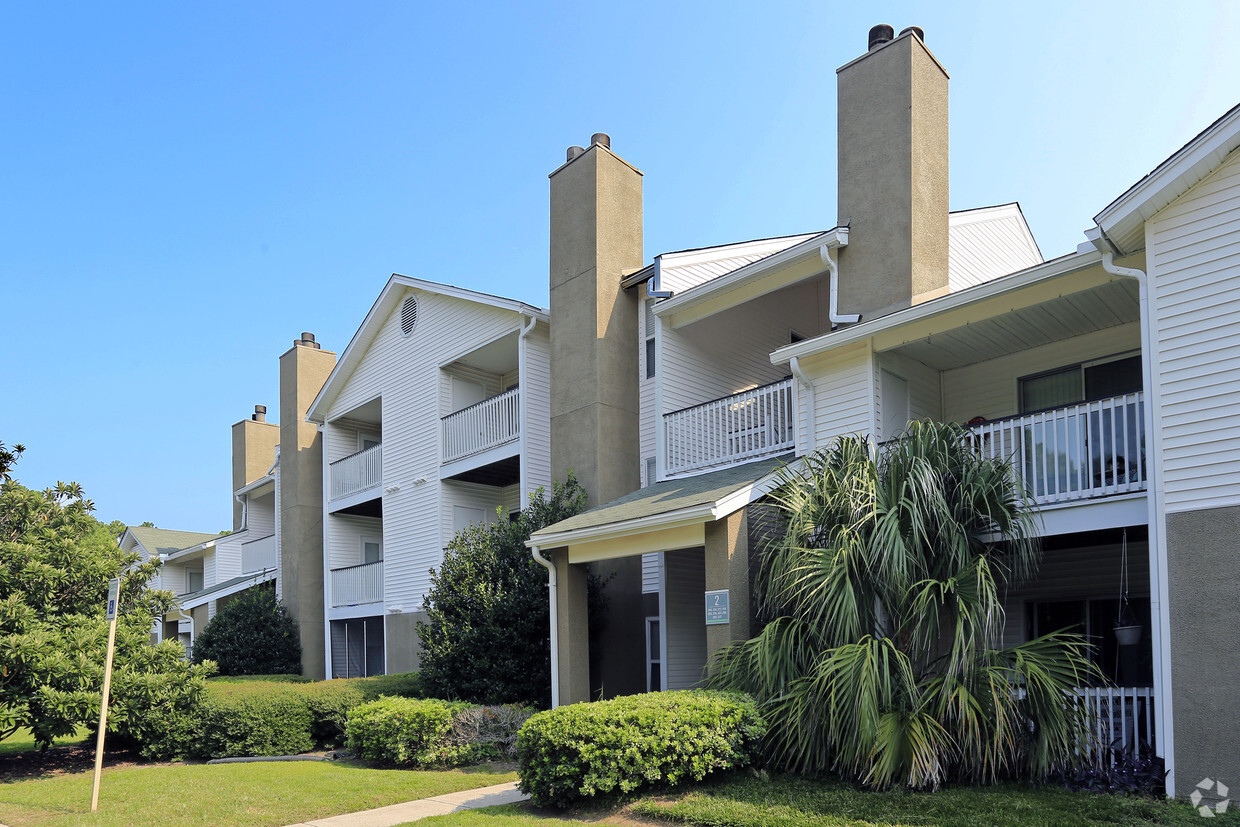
[91,578,120,813]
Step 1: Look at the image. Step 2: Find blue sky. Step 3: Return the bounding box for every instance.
[3,1,1239,532]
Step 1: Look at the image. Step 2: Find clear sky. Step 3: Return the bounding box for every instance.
[3,1,1239,532]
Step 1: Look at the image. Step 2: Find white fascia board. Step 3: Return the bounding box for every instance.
[176,570,275,610]
[526,460,799,551]
[653,230,841,322]
[770,248,1102,366]
[527,503,717,550]
[163,539,216,563]
[307,275,549,423]
[1094,103,1240,256]
[234,474,275,498]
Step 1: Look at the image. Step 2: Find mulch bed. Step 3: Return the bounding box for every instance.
[0,744,144,782]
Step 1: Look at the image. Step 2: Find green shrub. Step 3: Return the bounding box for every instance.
[516,690,767,808]
[191,585,301,676]
[209,673,311,684]
[346,697,469,766]
[191,685,314,758]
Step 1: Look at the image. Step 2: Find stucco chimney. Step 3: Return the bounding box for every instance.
[231,405,279,532]
[547,135,645,703]
[836,25,949,318]
[278,332,336,680]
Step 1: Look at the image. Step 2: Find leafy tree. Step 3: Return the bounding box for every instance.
[706,421,1101,789]
[0,446,212,751]
[0,441,23,482]
[191,584,301,675]
[417,476,590,708]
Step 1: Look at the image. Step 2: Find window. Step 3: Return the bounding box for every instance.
[1029,596,1152,687]
[359,431,381,451]
[1019,354,1141,413]
[362,537,382,564]
[644,299,656,379]
[186,569,204,593]
[646,617,662,692]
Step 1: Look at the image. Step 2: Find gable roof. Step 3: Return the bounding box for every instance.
[126,527,220,558]
[1094,102,1240,256]
[948,203,1043,290]
[307,274,548,422]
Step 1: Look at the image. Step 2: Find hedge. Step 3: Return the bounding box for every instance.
[346,698,533,767]
[516,690,767,808]
[127,672,422,759]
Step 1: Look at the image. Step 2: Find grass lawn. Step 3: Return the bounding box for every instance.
[0,728,90,757]
[412,772,1237,827]
[0,759,516,827]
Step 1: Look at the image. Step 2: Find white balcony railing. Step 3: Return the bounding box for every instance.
[330,560,383,607]
[1078,685,1156,758]
[330,444,382,501]
[441,387,520,465]
[664,378,794,477]
[969,392,1145,505]
[240,534,276,573]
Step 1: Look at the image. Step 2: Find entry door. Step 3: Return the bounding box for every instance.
[451,378,486,412]
[881,371,910,440]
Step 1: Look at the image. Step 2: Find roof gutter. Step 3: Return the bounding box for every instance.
[1087,224,1173,796]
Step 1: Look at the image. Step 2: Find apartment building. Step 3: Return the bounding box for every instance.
[528,25,1240,798]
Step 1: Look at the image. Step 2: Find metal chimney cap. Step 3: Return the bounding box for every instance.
[300,332,316,343]
[252,404,267,422]
[868,24,894,50]
[566,145,585,162]
[899,26,925,42]
[590,132,611,149]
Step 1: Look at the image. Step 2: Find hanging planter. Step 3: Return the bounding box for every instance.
[1114,624,1143,646]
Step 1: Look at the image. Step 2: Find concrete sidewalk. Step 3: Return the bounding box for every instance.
[282,781,529,827]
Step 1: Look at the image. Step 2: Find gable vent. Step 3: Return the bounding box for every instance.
[400,295,419,335]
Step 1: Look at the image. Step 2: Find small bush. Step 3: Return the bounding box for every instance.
[191,585,301,676]
[346,697,468,766]
[516,690,767,808]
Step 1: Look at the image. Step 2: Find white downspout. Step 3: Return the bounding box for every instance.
[1095,236,1174,795]
[820,242,860,327]
[529,543,559,708]
[789,356,815,454]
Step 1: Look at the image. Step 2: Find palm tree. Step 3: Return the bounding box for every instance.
[706,421,1100,789]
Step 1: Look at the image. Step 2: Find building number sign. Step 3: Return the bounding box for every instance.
[705,589,729,625]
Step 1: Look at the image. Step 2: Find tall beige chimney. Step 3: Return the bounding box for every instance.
[548,133,643,506]
[230,405,279,531]
[547,134,646,701]
[278,332,336,680]
[836,24,949,318]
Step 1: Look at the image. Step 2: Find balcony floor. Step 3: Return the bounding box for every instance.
[329,489,382,517]
[440,446,520,487]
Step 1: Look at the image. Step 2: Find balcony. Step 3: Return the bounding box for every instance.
[330,560,383,607]
[330,444,382,505]
[968,392,1146,506]
[241,534,276,573]
[664,378,794,477]
[442,386,520,465]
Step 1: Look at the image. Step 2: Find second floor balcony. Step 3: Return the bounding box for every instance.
[442,386,520,464]
[968,392,1146,505]
[664,377,795,477]
[240,534,276,573]
[329,443,382,506]
[330,560,383,608]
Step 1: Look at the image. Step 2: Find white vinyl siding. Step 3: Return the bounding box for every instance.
[799,340,874,449]
[1147,151,1240,512]
[522,321,552,499]
[213,536,242,583]
[659,280,824,418]
[642,552,661,594]
[948,206,1043,291]
[663,549,706,690]
[323,288,529,613]
[640,285,656,481]
[940,323,1141,423]
[245,495,276,537]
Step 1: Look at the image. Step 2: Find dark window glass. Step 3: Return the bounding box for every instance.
[645,337,655,379]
